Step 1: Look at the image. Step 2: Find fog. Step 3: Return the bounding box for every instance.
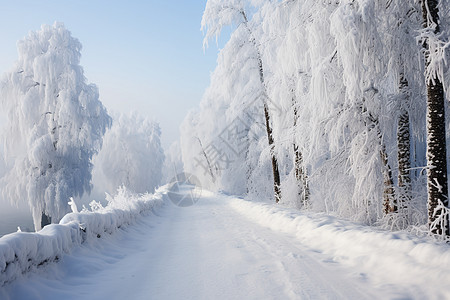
[0,120,33,236]
[0,198,34,237]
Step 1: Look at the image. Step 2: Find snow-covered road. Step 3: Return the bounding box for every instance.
[1,190,440,299]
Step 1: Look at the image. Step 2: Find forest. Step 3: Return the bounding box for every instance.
[181,0,450,237]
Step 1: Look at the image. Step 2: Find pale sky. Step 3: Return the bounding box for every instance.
[0,0,224,149]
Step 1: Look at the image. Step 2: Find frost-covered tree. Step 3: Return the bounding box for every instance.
[91,113,164,195]
[180,26,270,197]
[202,0,282,202]
[183,0,450,235]
[162,141,184,184]
[420,0,449,236]
[381,0,424,225]
[0,23,111,231]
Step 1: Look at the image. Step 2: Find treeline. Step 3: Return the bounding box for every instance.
[180,0,450,236]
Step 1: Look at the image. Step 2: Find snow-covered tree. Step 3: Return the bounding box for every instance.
[378,0,424,227]
[92,113,164,195]
[0,23,111,231]
[202,0,282,202]
[162,141,184,184]
[180,29,269,196]
[420,0,449,236]
[182,0,450,235]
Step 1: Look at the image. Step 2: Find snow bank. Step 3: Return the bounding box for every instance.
[0,187,166,286]
[230,197,450,298]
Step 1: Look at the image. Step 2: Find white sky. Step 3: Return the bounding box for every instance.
[0,0,226,149]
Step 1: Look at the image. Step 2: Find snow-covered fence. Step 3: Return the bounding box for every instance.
[0,186,166,286]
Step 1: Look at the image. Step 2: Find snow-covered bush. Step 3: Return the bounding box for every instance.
[0,186,166,287]
[92,112,164,195]
[0,23,111,231]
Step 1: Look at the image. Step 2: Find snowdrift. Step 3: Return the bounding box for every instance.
[0,187,166,286]
[230,197,450,298]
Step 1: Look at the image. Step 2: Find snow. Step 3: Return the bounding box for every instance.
[0,186,164,288]
[1,186,450,299]
[230,197,450,298]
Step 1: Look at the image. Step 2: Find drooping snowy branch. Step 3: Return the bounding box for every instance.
[418,28,450,86]
[201,0,246,48]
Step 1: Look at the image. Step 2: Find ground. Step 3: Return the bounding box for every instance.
[1,188,448,299]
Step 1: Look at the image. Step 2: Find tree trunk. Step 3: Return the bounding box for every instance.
[292,97,310,207]
[360,97,396,214]
[421,0,449,236]
[397,74,411,212]
[241,10,282,203]
[264,103,282,203]
[294,146,310,207]
[425,78,448,235]
[41,212,51,229]
[381,144,397,214]
[196,137,216,183]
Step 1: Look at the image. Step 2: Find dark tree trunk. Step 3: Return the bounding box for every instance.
[294,146,309,206]
[41,212,51,229]
[397,111,411,207]
[264,103,281,203]
[381,144,397,214]
[425,79,448,235]
[397,74,411,212]
[292,98,309,207]
[242,10,282,203]
[421,0,449,235]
